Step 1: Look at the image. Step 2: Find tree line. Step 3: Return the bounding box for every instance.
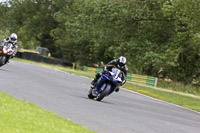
[0,0,200,85]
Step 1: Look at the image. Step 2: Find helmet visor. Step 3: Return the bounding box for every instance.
[11,37,16,41]
[119,62,125,67]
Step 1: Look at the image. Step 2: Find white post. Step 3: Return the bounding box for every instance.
[154,78,158,88]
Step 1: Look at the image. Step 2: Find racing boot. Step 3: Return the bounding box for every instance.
[115,87,120,92]
[4,58,9,64]
[91,78,97,85]
[91,86,97,96]
[91,73,101,85]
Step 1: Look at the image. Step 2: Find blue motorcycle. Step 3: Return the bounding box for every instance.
[88,67,124,101]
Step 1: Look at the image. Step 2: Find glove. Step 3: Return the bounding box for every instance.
[7,49,14,55]
[103,66,107,71]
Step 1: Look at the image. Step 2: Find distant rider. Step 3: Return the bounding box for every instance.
[0,33,18,63]
[91,56,128,92]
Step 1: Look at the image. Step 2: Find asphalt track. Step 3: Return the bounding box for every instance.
[0,61,200,133]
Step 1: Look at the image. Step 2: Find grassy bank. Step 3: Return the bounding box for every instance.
[123,83,200,112]
[12,58,94,78]
[12,58,200,112]
[157,79,200,96]
[0,92,95,133]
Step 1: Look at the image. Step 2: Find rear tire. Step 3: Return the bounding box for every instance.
[96,84,111,101]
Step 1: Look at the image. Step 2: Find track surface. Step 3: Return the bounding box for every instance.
[0,61,200,133]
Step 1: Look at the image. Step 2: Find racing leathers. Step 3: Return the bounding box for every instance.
[0,37,18,63]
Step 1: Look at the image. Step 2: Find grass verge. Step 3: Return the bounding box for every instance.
[12,58,94,78]
[0,92,95,133]
[12,58,200,112]
[157,79,200,96]
[123,83,200,112]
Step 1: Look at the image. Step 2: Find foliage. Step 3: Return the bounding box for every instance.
[1,0,200,84]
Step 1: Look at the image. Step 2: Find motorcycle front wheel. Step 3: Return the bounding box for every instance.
[0,56,6,67]
[96,84,111,101]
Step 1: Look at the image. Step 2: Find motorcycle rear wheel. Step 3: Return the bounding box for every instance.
[88,88,96,99]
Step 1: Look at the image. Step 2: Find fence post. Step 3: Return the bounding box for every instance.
[72,63,75,70]
[154,78,158,88]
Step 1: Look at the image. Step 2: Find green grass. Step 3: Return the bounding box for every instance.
[123,83,200,112]
[157,79,200,96]
[12,58,200,112]
[0,92,95,133]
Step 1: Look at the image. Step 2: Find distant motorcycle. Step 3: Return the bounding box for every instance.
[0,43,14,67]
[88,67,124,101]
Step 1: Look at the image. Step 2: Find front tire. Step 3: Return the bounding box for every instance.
[96,84,111,101]
[0,56,6,67]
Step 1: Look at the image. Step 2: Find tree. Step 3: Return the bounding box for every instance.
[162,0,200,83]
[1,0,200,84]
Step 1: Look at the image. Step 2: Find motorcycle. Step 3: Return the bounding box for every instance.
[0,43,14,67]
[88,67,124,101]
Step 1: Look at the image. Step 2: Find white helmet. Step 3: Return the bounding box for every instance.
[118,56,126,66]
[10,33,17,42]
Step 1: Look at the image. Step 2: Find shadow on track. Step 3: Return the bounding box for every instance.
[78,95,118,105]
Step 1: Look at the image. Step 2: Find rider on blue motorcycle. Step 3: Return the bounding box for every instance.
[91,56,128,92]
